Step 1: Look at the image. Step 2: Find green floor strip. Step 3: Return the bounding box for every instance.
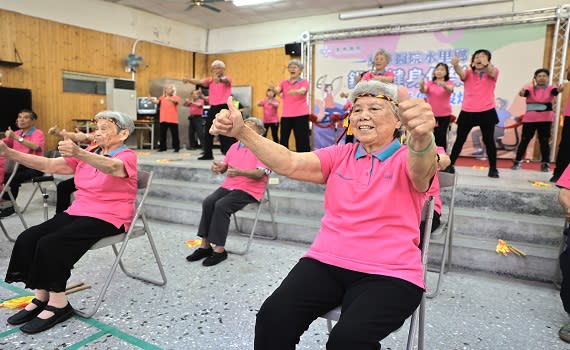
[0,327,20,338]
[66,330,108,350]
[0,280,162,349]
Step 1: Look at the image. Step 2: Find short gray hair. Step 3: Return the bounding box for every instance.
[288,59,304,70]
[244,117,266,135]
[211,60,226,68]
[349,80,399,117]
[373,49,392,65]
[95,110,135,135]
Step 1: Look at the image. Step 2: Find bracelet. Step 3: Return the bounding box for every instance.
[407,134,435,156]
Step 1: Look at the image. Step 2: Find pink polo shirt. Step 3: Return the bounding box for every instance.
[159,96,181,124]
[361,70,395,82]
[425,81,454,117]
[3,127,45,156]
[305,140,434,289]
[259,98,279,124]
[189,98,204,117]
[557,166,570,189]
[222,142,269,201]
[523,84,557,123]
[279,79,309,118]
[203,76,233,106]
[64,146,138,231]
[461,68,499,112]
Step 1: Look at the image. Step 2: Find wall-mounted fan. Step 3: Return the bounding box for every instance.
[185,0,224,13]
[124,53,144,73]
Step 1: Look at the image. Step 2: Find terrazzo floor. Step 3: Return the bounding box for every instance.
[0,186,568,349]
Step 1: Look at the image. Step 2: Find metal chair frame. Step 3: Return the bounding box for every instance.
[0,162,29,242]
[320,197,436,350]
[426,171,458,299]
[229,186,278,255]
[74,170,167,318]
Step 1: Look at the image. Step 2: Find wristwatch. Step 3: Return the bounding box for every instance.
[17,136,24,143]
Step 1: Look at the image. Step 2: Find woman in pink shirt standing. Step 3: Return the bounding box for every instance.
[184,89,206,150]
[3,111,137,334]
[512,68,561,172]
[420,62,454,151]
[448,49,500,178]
[257,88,280,143]
[272,60,310,152]
[210,80,437,350]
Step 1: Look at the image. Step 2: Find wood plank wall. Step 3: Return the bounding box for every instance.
[0,9,205,150]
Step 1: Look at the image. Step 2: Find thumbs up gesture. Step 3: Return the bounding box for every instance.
[5,127,15,140]
[399,98,435,148]
[57,129,80,157]
[210,96,245,138]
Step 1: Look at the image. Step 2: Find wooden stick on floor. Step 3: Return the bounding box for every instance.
[65,281,84,291]
[65,284,91,295]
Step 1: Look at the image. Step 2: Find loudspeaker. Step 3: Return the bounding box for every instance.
[284,42,302,57]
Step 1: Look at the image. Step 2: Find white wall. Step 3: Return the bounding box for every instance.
[0,0,208,52]
[207,0,569,53]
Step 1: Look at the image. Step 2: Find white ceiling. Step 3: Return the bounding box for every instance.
[100,0,428,29]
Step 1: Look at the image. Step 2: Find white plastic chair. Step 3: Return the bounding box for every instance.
[74,170,167,318]
[229,186,278,255]
[426,171,458,299]
[320,196,436,350]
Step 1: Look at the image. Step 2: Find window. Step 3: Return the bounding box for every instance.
[62,72,107,95]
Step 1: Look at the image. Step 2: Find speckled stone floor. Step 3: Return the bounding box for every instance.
[0,184,569,349]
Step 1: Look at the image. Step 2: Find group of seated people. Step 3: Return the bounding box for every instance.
[1,79,568,349]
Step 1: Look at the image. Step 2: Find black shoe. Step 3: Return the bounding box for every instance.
[541,163,550,172]
[198,155,214,160]
[0,206,15,218]
[20,303,74,334]
[442,165,455,174]
[202,251,228,266]
[157,149,167,152]
[551,174,561,183]
[186,247,213,261]
[7,298,48,325]
[488,168,500,178]
[173,149,180,153]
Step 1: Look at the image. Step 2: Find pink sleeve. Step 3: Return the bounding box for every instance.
[384,71,395,78]
[361,72,372,81]
[271,100,279,107]
[63,156,79,170]
[557,167,570,189]
[30,130,45,152]
[3,137,13,148]
[315,146,341,182]
[203,77,213,87]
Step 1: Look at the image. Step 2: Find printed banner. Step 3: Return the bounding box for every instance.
[313,23,547,160]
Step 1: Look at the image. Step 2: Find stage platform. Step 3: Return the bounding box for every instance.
[0,148,568,349]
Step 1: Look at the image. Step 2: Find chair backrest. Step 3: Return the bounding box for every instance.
[437,171,456,190]
[132,170,153,224]
[0,160,20,198]
[420,196,435,267]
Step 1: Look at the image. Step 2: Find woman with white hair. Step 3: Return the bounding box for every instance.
[271,59,310,152]
[210,79,437,349]
[3,111,138,334]
[184,60,233,159]
[358,49,395,84]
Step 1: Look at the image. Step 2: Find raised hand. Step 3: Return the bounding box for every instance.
[57,130,80,158]
[210,96,245,138]
[398,98,435,146]
[450,56,460,66]
[4,127,14,139]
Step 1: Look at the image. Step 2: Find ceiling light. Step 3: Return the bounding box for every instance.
[339,0,512,20]
[232,0,280,7]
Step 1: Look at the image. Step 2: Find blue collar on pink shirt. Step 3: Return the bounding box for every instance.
[18,127,36,137]
[355,139,401,162]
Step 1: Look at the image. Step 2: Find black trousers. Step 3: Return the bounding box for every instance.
[188,115,204,148]
[450,108,499,169]
[219,135,237,155]
[197,187,257,246]
[515,121,552,162]
[280,115,311,152]
[254,258,423,350]
[434,116,451,151]
[5,212,123,292]
[560,228,570,313]
[264,123,279,143]
[203,104,228,157]
[55,177,76,214]
[554,116,570,178]
[3,165,43,201]
[159,122,180,151]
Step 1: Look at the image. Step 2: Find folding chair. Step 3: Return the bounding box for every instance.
[0,161,29,242]
[554,220,570,288]
[21,150,59,218]
[320,197,436,350]
[426,171,458,299]
[74,170,167,318]
[229,186,278,255]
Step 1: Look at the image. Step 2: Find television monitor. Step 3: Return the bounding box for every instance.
[137,97,157,115]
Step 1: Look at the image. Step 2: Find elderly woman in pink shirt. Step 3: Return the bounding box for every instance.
[3,111,137,334]
[210,80,437,350]
[448,49,500,178]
